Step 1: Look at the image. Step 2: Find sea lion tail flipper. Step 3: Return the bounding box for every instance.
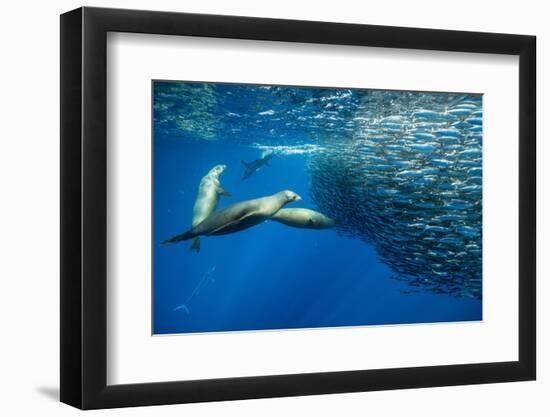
[189,237,201,252]
[219,187,231,197]
[162,230,194,245]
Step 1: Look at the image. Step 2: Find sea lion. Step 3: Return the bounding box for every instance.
[163,190,301,244]
[270,208,336,229]
[241,153,274,180]
[189,164,231,252]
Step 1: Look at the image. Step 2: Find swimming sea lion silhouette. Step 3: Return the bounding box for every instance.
[241,153,274,180]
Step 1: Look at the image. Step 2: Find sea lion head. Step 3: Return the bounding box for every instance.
[280,190,302,203]
[208,164,227,177]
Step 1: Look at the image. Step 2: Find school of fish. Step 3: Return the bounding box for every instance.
[308,91,483,299]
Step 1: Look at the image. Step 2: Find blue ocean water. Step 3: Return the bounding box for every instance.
[153,82,482,335]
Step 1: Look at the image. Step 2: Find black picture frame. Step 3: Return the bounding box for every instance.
[60,6,536,410]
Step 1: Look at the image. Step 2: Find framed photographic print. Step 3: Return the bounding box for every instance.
[60,7,536,409]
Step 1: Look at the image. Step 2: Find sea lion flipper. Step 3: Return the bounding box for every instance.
[162,229,194,244]
[189,237,201,252]
[208,219,242,235]
[241,160,250,167]
[219,187,231,197]
[208,212,256,235]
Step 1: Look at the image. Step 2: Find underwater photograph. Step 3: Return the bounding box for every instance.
[153,80,483,335]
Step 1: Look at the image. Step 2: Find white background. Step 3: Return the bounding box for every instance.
[0,0,546,416]
[108,33,518,384]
